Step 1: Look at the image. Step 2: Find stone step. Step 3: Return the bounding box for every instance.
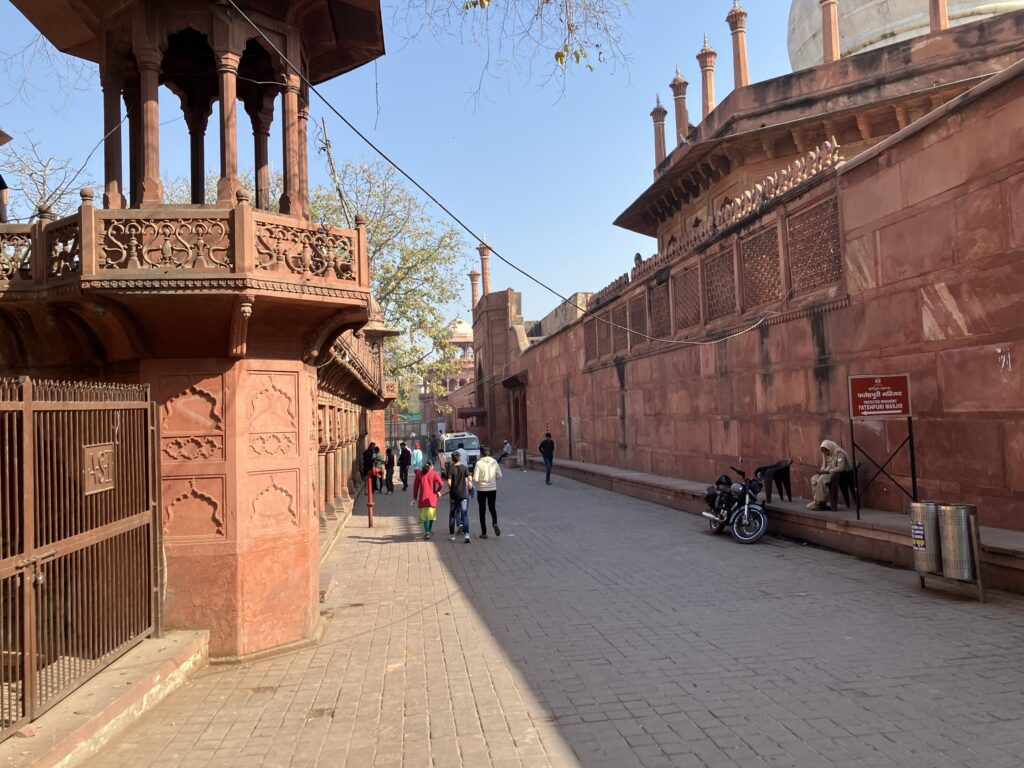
[0,630,209,768]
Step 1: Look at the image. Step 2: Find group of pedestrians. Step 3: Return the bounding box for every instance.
[411,445,504,543]
[364,432,558,542]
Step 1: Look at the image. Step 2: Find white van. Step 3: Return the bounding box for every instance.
[438,432,481,477]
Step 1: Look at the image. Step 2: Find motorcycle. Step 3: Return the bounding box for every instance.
[701,466,768,544]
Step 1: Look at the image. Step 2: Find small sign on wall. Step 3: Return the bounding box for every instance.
[83,442,116,495]
[849,374,912,419]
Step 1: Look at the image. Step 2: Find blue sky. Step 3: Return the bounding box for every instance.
[0,1,793,322]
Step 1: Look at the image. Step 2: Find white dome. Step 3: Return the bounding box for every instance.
[788,0,1024,70]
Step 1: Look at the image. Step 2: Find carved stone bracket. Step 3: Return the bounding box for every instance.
[229,293,255,358]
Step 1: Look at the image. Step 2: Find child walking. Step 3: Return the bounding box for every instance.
[412,460,445,539]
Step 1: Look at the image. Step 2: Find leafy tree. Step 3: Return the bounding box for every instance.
[309,157,467,413]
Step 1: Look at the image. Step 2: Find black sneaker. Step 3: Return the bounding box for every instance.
[494,524,501,536]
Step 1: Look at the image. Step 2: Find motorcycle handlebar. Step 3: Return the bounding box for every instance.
[730,466,746,478]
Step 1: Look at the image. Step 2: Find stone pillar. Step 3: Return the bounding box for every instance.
[930,0,949,32]
[697,35,718,120]
[298,89,310,219]
[469,269,481,309]
[324,449,336,517]
[123,85,141,208]
[726,1,750,89]
[101,70,125,210]
[651,96,668,166]
[184,109,209,206]
[279,74,301,216]
[136,49,163,206]
[669,71,689,145]
[820,0,841,63]
[216,51,241,206]
[477,243,492,296]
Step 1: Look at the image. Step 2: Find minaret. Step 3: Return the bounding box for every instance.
[726,1,750,89]
[696,34,718,120]
[477,242,492,296]
[820,0,841,63]
[469,268,481,309]
[651,95,668,166]
[929,0,949,32]
[669,69,689,145]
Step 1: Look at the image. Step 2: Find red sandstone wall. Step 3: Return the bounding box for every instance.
[515,71,1024,531]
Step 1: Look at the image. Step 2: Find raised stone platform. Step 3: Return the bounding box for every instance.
[526,456,1024,595]
[0,631,209,768]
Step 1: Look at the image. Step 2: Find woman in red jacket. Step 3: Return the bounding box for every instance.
[412,460,445,539]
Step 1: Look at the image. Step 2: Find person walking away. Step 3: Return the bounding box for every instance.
[412,460,445,539]
[807,439,851,510]
[539,432,555,485]
[473,446,502,538]
[372,446,384,492]
[398,441,412,490]
[384,447,396,494]
[429,433,440,463]
[447,451,472,543]
[498,439,513,465]
[411,443,424,476]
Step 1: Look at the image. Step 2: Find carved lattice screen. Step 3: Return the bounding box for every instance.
[704,251,737,321]
[788,198,841,294]
[741,226,783,310]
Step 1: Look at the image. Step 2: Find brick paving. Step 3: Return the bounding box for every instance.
[86,470,1024,767]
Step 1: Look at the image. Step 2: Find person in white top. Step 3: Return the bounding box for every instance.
[472,445,503,538]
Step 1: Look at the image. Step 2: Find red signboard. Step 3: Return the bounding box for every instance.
[849,374,912,419]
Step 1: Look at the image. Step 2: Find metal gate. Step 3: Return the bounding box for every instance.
[0,378,160,742]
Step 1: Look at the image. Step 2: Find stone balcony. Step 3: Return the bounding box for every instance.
[0,188,368,299]
[0,189,373,369]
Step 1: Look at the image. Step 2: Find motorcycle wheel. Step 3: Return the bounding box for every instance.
[731,508,767,544]
[708,517,726,535]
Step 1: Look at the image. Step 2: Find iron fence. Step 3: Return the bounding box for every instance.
[0,378,159,741]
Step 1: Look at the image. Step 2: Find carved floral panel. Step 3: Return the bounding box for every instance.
[0,230,32,281]
[254,220,355,279]
[248,372,299,458]
[99,217,232,270]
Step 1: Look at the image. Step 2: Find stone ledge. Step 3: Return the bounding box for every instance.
[0,630,209,768]
[526,456,1024,593]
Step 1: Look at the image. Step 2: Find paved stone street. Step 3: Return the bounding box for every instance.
[87,470,1024,767]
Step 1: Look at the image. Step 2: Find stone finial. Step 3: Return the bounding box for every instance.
[651,95,668,167]
[236,188,252,205]
[726,1,750,89]
[696,35,718,120]
[80,187,95,204]
[819,0,841,63]
[669,67,690,145]
[354,214,367,227]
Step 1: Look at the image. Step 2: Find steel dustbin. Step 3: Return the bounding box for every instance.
[909,501,943,575]
[938,504,977,581]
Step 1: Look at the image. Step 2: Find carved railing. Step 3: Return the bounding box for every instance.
[0,188,369,291]
[595,140,845,305]
[0,225,32,283]
[332,330,382,394]
[253,212,356,280]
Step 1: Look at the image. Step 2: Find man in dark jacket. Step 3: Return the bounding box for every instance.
[447,452,473,543]
[361,442,376,480]
[539,433,555,485]
[398,441,412,490]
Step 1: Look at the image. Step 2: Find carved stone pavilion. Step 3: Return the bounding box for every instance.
[0,0,395,657]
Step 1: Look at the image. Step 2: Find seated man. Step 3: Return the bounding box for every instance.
[807,439,850,510]
[497,439,513,464]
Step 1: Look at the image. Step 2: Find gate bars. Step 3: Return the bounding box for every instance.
[0,378,160,742]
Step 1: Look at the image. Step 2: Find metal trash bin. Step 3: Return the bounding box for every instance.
[938,504,977,581]
[909,501,943,574]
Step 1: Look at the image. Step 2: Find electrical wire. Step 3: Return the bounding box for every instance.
[231,1,841,350]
